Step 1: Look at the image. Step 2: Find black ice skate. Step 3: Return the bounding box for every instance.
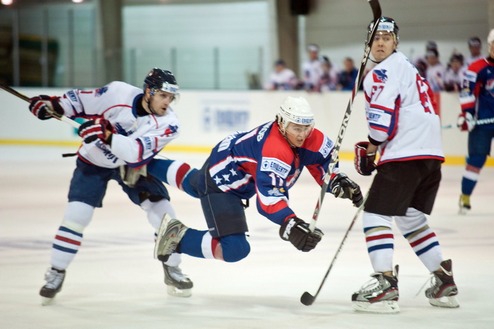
[40,267,66,305]
[352,265,400,314]
[425,259,459,308]
[162,262,193,297]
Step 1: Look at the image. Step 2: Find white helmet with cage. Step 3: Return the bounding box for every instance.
[276,96,315,132]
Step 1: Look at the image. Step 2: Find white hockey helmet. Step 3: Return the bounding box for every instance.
[277,96,315,131]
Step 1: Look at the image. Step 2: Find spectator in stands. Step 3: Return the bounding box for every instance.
[337,57,358,91]
[265,59,298,91]
[444,53,464,92]
[425,48,446,91]
[316,56,338,92]
[465,36,483,67]
[414,40,438,78]
[302,44,323,91]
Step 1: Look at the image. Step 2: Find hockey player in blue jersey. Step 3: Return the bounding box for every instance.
[149,96,362,268]
[457,29,494,214]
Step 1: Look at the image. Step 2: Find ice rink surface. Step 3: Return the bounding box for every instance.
[1,146,493,329]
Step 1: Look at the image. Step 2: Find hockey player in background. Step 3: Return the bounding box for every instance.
[28,68,192,304]
[352,17,459,313]
[149,96,363,271]
[457,29,494,214]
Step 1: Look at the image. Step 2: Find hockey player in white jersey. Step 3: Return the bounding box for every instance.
[352,17,459,313]
[28,68,192,304]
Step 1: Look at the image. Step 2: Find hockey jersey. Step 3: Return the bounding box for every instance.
[363,51,444,164]
[58,81,180,168]
[207,121,335,225]
[459,57,494,129]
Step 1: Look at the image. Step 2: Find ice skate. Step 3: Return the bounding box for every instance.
[163,262,193,297]
[352,265,400,314]
[154,215,188,262]
[39,267,66,306]
[425,259,459,308]
[458,194,471,214]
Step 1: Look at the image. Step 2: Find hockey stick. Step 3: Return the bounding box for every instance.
[308,0,381,232]
[0,82,81,128]
[301,191,368,306]
[442,117,494,130]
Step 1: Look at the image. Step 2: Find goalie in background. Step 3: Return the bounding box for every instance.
[352,16,459,313]
[457,29,494,214]
[28,68,193,305]
[148,96,362,276]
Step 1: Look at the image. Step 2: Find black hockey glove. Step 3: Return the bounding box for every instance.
[354,141,376,176]
[78,118,113,144]
[329,173,363,207]
[279,217,323,252]
[28,95,64,120]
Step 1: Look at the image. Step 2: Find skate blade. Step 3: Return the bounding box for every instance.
[352,300,400,314]
[154,213,172,259]
[458,207,470,215]
[429,296,460,308]
[41,297,55,306]
[167,285,192,298]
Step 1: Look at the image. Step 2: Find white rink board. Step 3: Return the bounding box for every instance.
[0,89,467,157]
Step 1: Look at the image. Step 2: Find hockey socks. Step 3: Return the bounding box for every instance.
[179,230,250,262]
[148,158,199,197]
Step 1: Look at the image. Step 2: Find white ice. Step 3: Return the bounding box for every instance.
[1,146,493,329]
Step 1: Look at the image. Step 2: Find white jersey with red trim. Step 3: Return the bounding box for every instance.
[58,81,180,168]
[363,51,444,164]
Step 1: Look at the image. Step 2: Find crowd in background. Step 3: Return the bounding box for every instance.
[265,37,484,93]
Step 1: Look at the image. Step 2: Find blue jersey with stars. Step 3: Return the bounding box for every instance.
[207,121,335,225]
[460,57,494,129]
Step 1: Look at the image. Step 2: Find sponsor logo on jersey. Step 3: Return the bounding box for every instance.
[142,136,153,150]
[368,111,382,121]
[217,132,238,152]
[486,79,494,95]
[66,90,78,102]
[164,124,178,136]
[267,187,285,197]
[319,136,333,158]
[257,122,271,142]
[95,86,108,96]
[260,157,290,179]
[114,123,131,136]
[373,69,388,83]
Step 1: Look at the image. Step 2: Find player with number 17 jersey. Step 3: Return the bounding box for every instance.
[363,51,444,164]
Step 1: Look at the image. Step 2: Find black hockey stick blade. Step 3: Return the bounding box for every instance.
[0,82,31,102]
[369,0,382,22]
[300,291,316,306]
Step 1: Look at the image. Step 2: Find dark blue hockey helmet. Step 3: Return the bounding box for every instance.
[143,68,179,95]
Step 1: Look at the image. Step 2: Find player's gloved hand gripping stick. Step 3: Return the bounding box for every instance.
[0,82,81,129]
